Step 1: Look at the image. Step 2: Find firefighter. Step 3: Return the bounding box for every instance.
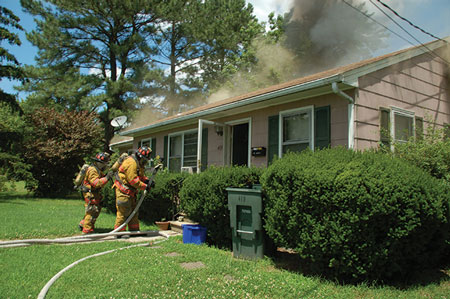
[113,146,153,231]
[78,152,112,234]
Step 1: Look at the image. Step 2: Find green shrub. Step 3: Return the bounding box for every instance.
[102,170,187,224]
[391,124,450,185]
[100,180,116,214]
[180,166,263,248]
[139,170,187,223]
[261,148,450,283]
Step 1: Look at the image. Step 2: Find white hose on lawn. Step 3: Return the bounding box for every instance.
[0,189,150,248]
[37,238,169,299]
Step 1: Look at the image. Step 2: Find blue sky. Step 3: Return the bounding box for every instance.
[1,0,449,99]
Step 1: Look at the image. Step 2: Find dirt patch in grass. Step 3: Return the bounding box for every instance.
[180,261,205,270]
[165,252,182,257]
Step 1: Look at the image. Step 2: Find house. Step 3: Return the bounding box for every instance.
[109,134,133,155]
[112,38,450,173]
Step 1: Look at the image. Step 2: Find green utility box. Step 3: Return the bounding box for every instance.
[227,187,266,259]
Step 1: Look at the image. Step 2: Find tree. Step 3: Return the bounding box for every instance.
[204,9,297,102]
[139,0,263,115]
[0,5,24,111]
[20,0,161,151]
[0,102,36,191]
[196,0,263,94]
[0,6,34,191]
[24,107,103,197]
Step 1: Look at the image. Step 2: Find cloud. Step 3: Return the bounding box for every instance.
[246,0,292,22]
[88,66,130,78]
[246,0,433,21]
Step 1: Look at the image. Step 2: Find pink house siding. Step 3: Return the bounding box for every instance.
[111,39,450,171]
[206,94,349,167]
[356,50,450,150]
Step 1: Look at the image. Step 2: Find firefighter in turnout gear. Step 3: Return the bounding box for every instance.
[113,146,153,231]
[78,152,112,234]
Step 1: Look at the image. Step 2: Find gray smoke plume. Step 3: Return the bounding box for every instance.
[207,0,388,104]
[285,0,388,75]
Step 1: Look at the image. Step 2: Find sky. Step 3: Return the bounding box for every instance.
[1,0,449,99]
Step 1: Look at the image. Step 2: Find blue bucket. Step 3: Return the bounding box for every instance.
[182,224,207,245]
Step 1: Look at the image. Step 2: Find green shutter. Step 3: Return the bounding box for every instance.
[149,138,157,166]
[163,135,168,168]
[380,108,390,148]
[151,138,157,159]
[314,106,330,149]
[268,115,279,165]
[415,116,423,141]
[201,128,208,171]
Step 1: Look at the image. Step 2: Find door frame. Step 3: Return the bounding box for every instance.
[223,117,252,167]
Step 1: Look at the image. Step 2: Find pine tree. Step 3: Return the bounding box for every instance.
[0,6,35,191]
[19,0,161,150]
[0,5,24,112]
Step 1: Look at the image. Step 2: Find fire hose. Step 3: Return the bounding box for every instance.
[34,186,170,299]
[31,164,167,298]
[37,238,170,299]
[0,164,164,248]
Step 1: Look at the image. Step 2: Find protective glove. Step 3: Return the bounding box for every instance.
[145,178,155,191]
[105,171,114,181]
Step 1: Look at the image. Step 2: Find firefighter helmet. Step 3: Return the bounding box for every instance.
[93,152,110,163]
[136,146,152,161]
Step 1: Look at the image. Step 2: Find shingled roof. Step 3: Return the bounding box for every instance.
[120,37,448,137]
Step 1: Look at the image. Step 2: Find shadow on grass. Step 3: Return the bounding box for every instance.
[93,228,114,234]
[0,192,35,202]
[271,248,450,289]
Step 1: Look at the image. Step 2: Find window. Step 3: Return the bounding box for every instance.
[380,107,421,149]
[380,108,391,148]
[139,138,153,149]
[138,138,156,167]
[168,130,198,172]
[391,107,414,143]
[279,106,313,155]
[183,132,197,168]
[268,106,329,165]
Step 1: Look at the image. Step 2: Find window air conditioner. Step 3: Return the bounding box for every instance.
[181,166,194,174]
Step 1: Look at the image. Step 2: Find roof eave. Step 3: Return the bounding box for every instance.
[121,73,343,137]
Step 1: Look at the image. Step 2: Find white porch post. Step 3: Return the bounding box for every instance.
[197,119,203,174]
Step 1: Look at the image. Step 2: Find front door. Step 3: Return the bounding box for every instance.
[232,123,249,166]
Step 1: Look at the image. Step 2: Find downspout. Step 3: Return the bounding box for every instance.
[332,82,355,149]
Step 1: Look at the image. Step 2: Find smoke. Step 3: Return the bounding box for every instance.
[127,103,163,130]
[207,38,300,104]
[207,0,389,104]
[286,0,389,74]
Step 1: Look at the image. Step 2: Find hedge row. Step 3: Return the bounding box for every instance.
[101,148,450,283]
[261,148,450,282]
[179,166,263,248]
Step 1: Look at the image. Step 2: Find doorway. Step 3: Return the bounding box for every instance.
[231,123,249,166]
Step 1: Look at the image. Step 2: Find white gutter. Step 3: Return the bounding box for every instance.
[332,82,355,149]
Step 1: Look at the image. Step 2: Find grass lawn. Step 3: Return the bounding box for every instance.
[1,190,449,298]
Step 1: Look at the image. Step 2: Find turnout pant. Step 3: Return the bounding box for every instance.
[80,200,101,234]
[114,189,140,231]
